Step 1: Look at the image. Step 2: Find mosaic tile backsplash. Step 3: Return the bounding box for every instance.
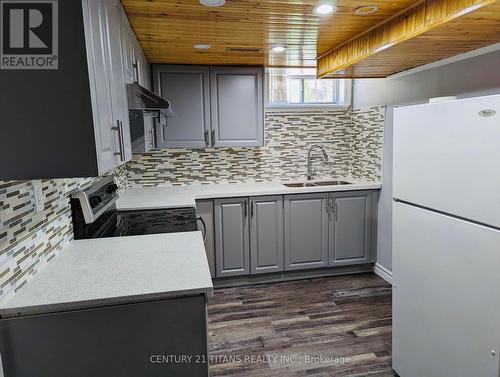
[0,106,384,300]
[126,107,385,187]
[0,164,127,300]
[350,106,385,180]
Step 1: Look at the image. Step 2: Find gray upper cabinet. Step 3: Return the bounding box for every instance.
[250,196,284,275]
[81,0,133,174]
[119,9,137,85]
[214,198,250,278]
[284,194,329,271]
[329,191,372,267]
[153,65,211,148]
[134,45,151,89]
[119,6,154,154]
[210,66,264,147]
[152,65,264,149]
[120,10,150,88]
[82,0,118,175]
[102,0,132,163]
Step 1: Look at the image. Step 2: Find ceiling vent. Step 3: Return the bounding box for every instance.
[225,47,264,55]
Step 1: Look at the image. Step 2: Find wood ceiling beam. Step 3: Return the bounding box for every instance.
[317,0,499,78]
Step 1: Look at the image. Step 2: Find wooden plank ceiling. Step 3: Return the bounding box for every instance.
[121,0,418,67]
[317,0,500,78]
[122,0,500,77]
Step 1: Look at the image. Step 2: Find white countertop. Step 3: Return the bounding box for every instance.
[116,179,382,211]
[0,232,213,318]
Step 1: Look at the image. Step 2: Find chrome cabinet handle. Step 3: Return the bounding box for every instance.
[204,130,209,147]
[334,202,338,221]
[244,201,248,219]
[120,121,126,160]
[251,201,254,218]
[326,199,330,216]
[211,129,215,147]
[112,120,124,161]
[133,60,139,84]
[149,128,154,148]
[197,216,207,243]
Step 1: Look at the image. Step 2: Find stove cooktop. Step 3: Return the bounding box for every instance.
[70,178,198,240]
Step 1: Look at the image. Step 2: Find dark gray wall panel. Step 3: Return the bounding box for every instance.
[0,296,208,377]
[0,0,98,179]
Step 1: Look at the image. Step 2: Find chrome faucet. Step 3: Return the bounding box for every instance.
[307,144,329,180]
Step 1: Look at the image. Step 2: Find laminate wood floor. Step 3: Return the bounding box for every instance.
[207,273,394,377]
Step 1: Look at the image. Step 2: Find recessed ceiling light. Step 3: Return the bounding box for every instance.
[354,5,380,15]
[199,0,225,6]
[271,45,286,53]
[193,43,211,50]
[314,3,336,15]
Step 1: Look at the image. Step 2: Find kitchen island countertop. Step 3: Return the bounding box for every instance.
[0,232,212,318]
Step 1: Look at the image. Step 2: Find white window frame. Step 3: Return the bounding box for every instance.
[265,69,352,112]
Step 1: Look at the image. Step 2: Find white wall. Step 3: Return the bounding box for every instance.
[354,48,500,274]
[354,49,500,108]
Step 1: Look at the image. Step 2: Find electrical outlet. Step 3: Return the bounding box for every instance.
[33,180,44,214]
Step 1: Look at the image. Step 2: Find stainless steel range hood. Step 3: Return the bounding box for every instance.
[127,83,174,117]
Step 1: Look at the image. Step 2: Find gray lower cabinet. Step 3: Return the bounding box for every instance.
[284,194,329,271]
[329,191,373,266]
[196,200,216,278]
[153,65,211,148]
[208,191,377,279]
[250,196,284,274]
[214,198,250,277]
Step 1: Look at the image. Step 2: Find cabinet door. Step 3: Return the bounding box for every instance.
[153,65,211,148]
[135,43,151,89]
[250,196,284,274]
[214,198,250,277]
[103,0,132,163]
[329,191,372,266]
[210,66,264,147]
[196,200,216,278]
[119,8,136,84]
[82,0,118,174]
[284,194,329,271]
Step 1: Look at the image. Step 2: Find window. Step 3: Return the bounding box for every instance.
[266,68,350,108]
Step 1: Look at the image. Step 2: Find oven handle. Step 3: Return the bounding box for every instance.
[197,216,207,243]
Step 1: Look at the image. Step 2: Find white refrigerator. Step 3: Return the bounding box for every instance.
[392,94,500,377]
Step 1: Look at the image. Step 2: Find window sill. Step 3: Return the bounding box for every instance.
[265,105,350,112]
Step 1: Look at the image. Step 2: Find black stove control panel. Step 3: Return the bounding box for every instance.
[88,183,118,212]
[71,177,119,224]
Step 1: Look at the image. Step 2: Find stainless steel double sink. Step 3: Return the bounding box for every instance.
[283,180,351,188]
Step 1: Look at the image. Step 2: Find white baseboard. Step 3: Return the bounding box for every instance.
[373,263,393,285]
